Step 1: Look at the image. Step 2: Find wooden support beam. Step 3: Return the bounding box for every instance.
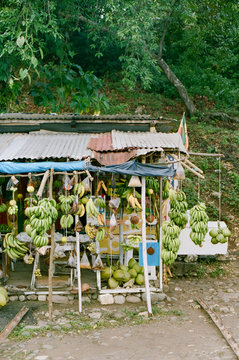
[197,298,239,359]
[170,154,205,179]
[0,306,29,343]
[184,159,203,174]
[36,170,50,198]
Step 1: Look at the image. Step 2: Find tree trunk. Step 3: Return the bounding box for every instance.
[157,58,196,117]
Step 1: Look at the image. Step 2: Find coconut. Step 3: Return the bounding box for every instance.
[0,293,7,307]
[108,277,119,289]
[128,258,137,269]
[211,237,218,245]
[216,233,225,243]
[120,265,128,272]
[113,269,125,282]
[128,268,137,278]
[101,267,112,280]
[209,229,219,237]
[130,215,139,225]
[132,263,141,273]
[0,287,8,300]
[122,271,131,283]
[222,228,231,237]
[135,274,144,285]
[146,214,155,223]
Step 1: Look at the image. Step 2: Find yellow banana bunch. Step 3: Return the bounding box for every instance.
[97,213,105,225]
[8,204,18,215]
[128,194,142,211]
[73,182,85,197]
[85,224,97,239]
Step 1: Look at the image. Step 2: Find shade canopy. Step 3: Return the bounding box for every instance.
[87,160,175,178]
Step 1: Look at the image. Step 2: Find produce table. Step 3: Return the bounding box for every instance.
[178,221,228,255]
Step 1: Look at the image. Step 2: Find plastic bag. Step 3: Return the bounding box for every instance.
[80,250,91,269]
[92,254,104,270]
[54,243,66,259]
[63,174,72,191]
[67,252,77,268]
[83,176,91,193]
[174,162,185,180]
[110,213,117,231]
[109,197,120,210]
[6,178,17,192]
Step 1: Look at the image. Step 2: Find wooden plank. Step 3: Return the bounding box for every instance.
[48,168,55,321]
[197,298,239,359]
[184,158,203,174]
[170,154,205,179]
[0,306,29,343]
[36,170,50,198]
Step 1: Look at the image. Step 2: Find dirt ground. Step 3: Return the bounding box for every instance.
[1,256,239,360]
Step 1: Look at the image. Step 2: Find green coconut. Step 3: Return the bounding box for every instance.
[0,287,8,300]
[135,274,144,285]
[128,268,137,278]
[222,228,231,237]
[120,265,129,272]
[101,267,112,280]
[209,229,219,238]
[128,258,137,269]
[216,233,225,243]
[132,263,141,273]
[0,293,7,307]
[211,237,218,245]
[113,269,125,282]
[122,271,131,283]
[108,277,119,289]
[138,266,144,274]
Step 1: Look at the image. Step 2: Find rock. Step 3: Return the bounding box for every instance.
[38,295,47,301]
[98,294,114,305]
[21,331,30,336]
[19,295,26,302]
[53,325,61,331]
[142,292,166,302]
[184,255,198,263]
[35,356,49,360]
[37,320,48,328]
[89,312,102,320]
[114,295,125,305]
[63,323,72,329]
[220,307,229,314]
[175,287,182,292]
[126,295,141,303]
[138,311,148,318]
[82,296,91,303]
[91,293,98,300]
[112,311,124,319]
[9,295,18,301]
[42,345,53,350]
[52,295,68,304]
[27,294,37,301]
[53,309,61,316]
[68,295,75,301]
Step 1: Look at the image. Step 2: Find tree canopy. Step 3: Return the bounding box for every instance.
[0,0,238,115]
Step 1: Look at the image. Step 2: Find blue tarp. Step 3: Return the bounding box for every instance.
[0,161,86,174]
[87,160,175,178]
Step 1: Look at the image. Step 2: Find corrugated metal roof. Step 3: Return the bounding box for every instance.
[0,133,94,161]
[88,133,113,152]
[111,130,186,152]
[93,150,137,166]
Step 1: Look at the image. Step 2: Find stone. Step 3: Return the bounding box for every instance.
[98,294,114,305]
[27,294,37,301]
[82,296,91,303]
[89,312,102,320]
[53,325,61,331]
[114,295,125,305]
[138,311,148,318]
[19,295,26,302]
[175,287,182,291]
[91,293,98,300]
[42,345,53,350]
[220,307,229,314]
[126,295,141,303]
[63,324,72,329]
[38,295,47,301]
[112,312,124,319]
[37,320,48,328]
[35,356,49,360]
[68,295,75,301]
[52,295,68,304]
[9,295,18,301]
[142,292,166,302]
[21,331,30,336]
[53,309,61,316]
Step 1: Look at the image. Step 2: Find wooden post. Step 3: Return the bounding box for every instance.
[119,207,124,265]
[36,170,50,199]
[48,168,55,321]
[141,175,152,316]
[159,177,163,291]
[0,306,29,343]
[74,172,82,312]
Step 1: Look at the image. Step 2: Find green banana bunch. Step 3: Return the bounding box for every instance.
[162,179,171,200]
[25,198,58,247]
[189,202,208,246]
[168,190,188,229]
[95,228,106,242]
[60,214,74,229]
[3,232,28,260]
[86,198,99,218]
[73,182,85,197]
[161,220,181,265]
[58,195,75,213]
[94,197,106,208]
[126,234,142,247]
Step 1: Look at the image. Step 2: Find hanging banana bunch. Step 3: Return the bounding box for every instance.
[168,189,188,229]
[73,182,85,198]
[3,232,28,260]
[162,179,171,200]
[189,202,209,246]
[161,221,181,266]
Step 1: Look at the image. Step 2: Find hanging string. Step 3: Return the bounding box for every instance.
[198,177,200,201]
[218,157,221,221]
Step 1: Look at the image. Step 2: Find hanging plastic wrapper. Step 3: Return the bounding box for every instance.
[83,176,91,193]
[67,252,77,268]
[110,213,117,232]
[109,197,120,210]
[80,249,91,269]
[6,178,18,192]
[92,254,104,270]
[63,174,72,191]
[174,162,185,180]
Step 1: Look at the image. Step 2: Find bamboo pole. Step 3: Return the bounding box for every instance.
[159,177,163,291]
[74,172,82,312]
[184,159,203,174]
[170,154,205,179]
[0,306,29,343]
[48,168,55,321]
